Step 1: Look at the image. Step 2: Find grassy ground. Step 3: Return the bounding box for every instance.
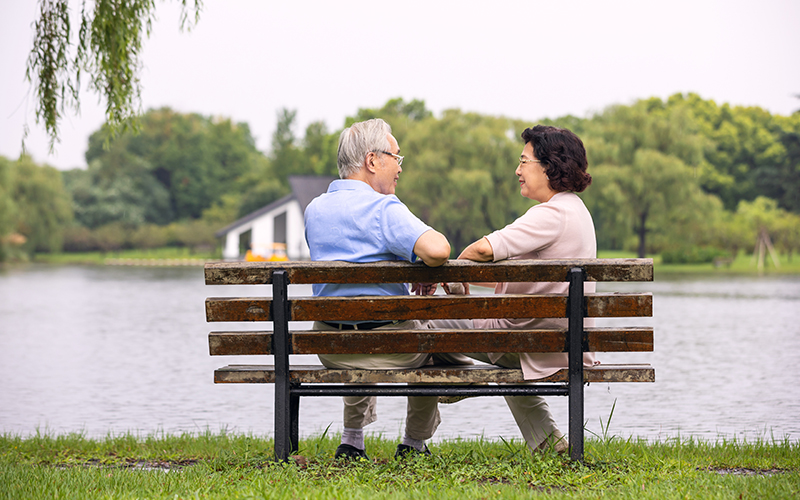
[1,432,797,499]
[30,247,219,266]
[24,248,800,275]
[597,250,800,275]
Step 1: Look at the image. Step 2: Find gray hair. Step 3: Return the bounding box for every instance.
[337,118,392,179]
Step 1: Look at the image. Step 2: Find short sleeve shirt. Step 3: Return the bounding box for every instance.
[304,179,432,297]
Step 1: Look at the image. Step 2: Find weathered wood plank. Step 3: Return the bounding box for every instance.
[205,293,653,322]
[213,363,655,384]
[205,258,654,285]
[208,327,654,356]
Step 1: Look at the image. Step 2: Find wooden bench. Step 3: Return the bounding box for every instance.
[205,258,654,462]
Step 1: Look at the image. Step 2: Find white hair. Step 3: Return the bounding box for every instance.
[337,118,392,179]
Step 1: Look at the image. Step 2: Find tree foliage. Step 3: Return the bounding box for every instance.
[25,0,201,149]
[0,155,74,256]
[75,107,260,223]
[6,93,800,264]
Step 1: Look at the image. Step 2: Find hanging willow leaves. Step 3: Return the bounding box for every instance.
[25,0,202,150]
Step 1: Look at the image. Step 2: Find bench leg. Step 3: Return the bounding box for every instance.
[568,267,585,462]
[273,270,293,461]
[290,393,299,453]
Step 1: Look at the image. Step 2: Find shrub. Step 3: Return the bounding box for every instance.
[661,246,731,264]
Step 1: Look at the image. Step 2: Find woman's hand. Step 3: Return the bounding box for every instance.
[442,282,470,295]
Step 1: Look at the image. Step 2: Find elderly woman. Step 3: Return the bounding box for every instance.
[442,125,597,454]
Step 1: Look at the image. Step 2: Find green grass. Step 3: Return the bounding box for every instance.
[598,250,800,275]
[20,248,800,275]
[2,432,798,499]
[30,247,220,266]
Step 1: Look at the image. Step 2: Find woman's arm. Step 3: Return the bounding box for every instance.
[458,237,494,262]
[457,237,496,288]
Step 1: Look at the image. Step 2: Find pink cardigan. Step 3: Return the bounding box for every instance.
[475,192,598,380]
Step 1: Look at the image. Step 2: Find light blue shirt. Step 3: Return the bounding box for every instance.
[304,179,432,297]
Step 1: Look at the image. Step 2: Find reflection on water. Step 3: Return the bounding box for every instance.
[1,265,798,443]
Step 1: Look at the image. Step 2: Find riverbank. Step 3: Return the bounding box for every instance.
[19,248,800,275]
[1,433,797,499]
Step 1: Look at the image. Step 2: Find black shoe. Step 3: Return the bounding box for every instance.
[334,443,369,461]
[394,443,431,459]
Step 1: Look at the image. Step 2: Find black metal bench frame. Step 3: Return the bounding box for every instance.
[206,259,654,463]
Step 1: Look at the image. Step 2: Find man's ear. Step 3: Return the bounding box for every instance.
[364,152,378,174]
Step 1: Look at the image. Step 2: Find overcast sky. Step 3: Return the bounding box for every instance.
[2,0,799,170]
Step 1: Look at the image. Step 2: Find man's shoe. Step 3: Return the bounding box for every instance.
[535,435,569,456]
[394,443,432,459]
[334,444,369,461]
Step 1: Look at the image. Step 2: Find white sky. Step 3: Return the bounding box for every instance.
[2,0,799,170]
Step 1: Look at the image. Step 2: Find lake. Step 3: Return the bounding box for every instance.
[1,264,798,444]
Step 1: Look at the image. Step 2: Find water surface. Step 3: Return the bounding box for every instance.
[1,265,798,443]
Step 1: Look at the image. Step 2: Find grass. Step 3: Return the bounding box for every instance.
[597,250,800,275]
[25,248,800,275]
[30,247,220,266]
[1,432,798,499]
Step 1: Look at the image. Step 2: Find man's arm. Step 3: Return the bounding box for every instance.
[413,229,451,267]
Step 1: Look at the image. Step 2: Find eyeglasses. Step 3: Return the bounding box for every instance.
[519,156,542,165]
[374,150,404,167]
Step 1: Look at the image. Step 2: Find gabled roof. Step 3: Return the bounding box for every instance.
[215,175,337,237]
[288,175,337,212]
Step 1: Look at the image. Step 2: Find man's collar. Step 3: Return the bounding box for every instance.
[330,178,378,193]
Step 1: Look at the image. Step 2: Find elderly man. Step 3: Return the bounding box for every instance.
[304,118,461,460]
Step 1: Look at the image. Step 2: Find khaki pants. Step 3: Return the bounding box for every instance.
[429,319,563,451]
[316,320,472,441]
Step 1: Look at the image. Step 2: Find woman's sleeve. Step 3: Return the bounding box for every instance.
[484,202,564,261]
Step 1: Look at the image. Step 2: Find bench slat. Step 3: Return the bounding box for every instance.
[205,258,654,285]
[214,363,655,384]
[208,327,654,355]
[205,293,653,322]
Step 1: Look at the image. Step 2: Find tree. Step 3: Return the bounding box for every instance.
[399,109,529,253]
[0,157,19,261]
[348,98,433,145]
[579,98,712,256]
[590,150,699,257]
[25,0,201,149]
[735,197,787,270]
[64,156,172,228]
[269,109,308,185]
[9,156,74,254]
[666,93,800,213]
[79,107,260,222]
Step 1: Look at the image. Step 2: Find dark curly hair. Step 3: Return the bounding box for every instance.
[521,125,591,193]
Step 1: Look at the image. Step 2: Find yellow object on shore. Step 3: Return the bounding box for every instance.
[246,243,288,262]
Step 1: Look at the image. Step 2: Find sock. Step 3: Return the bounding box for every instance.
[401,435,424,451]
[341,427,365,450]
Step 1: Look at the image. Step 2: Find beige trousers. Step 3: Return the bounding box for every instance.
[315,320,472,441]
[429,319,563,451]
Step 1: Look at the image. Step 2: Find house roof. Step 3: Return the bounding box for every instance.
[288,175,337,213]
[215,175,336,237]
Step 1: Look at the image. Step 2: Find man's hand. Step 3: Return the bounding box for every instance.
[411,282,437,295]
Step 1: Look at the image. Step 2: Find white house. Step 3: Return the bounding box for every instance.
[217,175,336,260]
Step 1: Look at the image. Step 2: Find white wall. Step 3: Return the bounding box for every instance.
[220,199,309,260]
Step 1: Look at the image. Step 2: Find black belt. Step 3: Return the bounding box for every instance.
[321,320,395,330]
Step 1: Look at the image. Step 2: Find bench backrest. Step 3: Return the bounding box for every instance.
[205,258,653,357]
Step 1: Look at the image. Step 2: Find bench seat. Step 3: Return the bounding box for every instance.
[215,363,655,385]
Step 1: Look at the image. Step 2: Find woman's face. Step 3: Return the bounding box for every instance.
[515,142,556,203]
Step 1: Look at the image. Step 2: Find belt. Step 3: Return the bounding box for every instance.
[321,320,396,330]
